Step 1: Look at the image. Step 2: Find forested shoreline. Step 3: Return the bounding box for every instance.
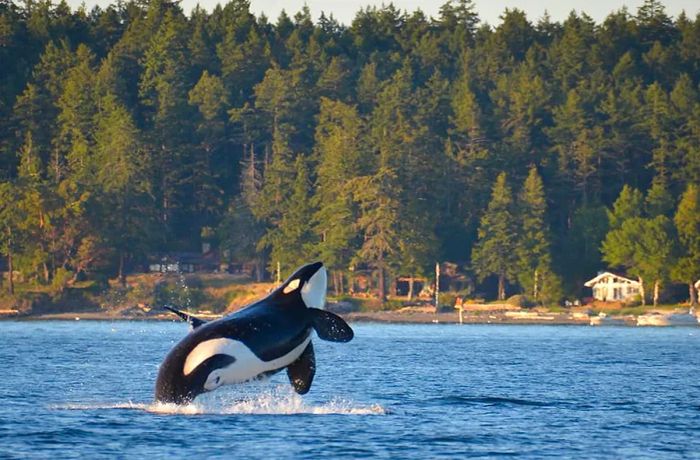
[0,0,699,305]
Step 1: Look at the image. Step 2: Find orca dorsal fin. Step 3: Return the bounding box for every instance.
[163,305,207,329]
[309,308,354,342]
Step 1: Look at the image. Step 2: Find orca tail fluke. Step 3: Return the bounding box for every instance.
[309,308,354,342]
[163,305,207,329]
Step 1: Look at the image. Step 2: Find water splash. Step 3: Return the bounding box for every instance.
[52,387,386,416]
[176,271,192,311]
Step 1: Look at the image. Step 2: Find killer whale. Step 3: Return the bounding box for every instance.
[154,262,354,404]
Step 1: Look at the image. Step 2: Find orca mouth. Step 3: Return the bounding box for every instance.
[301,264,327,309]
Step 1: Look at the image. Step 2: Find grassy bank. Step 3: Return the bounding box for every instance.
[0,273,695,325]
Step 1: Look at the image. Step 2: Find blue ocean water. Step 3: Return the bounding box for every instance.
[1,321,700,459]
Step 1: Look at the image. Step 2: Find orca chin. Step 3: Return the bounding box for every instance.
[302,265,327,309]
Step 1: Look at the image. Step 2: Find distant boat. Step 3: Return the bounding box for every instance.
[636,310,699,327]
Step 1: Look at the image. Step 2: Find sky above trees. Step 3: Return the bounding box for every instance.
[63,0,700,25]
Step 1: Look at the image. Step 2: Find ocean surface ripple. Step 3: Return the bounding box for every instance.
[1,321,699,458]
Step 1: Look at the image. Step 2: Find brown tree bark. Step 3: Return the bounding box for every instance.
[689,282,698,308]
[653,280,660,308]
[377,264,386,303]
[333,271,340,296]
[498,274,505,301]
[8,247,13,296]
[638,277,646,307]
[118,250,126,287]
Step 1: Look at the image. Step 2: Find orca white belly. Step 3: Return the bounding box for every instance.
[183,335,312,391]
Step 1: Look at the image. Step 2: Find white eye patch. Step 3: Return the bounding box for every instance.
[283,279,300,294]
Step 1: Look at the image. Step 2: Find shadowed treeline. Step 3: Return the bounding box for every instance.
[0,0,698,304]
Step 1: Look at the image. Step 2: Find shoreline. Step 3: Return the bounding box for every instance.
[2,305,696,327]
[0,310,612,326]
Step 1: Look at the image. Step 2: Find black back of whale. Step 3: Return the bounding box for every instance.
[155,262,353,404]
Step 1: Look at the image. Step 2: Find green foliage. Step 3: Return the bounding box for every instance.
[313,98,365,272]
[506,294,535,308]
[50,267,73,298]
[515,166,562,304]
[471,173,518,300]
[602,214,678,305]
[645,178,675,217]
[608,185,644,229]
[258,155,317,275]
[1,0,700,306]
[671,184,700,304]
[154,279,207,310]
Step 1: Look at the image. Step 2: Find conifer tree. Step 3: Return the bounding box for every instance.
[258,155,316,275]
[515,166,561,303]
[472,172,518,300]
[312,98,366,294]
[139,7,195,238]
[672,184,700,306]
[53,44,98,184]
[3,0,700,303]
[607,185,644,229]
[0,182,24,294]
[94,93,154,284]
[645,178,674,217]
[352,167,401,303]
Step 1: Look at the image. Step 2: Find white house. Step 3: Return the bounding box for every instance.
[584,272,641,302]
[695,280,700,300]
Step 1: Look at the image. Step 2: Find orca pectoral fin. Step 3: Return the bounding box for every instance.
[287,341,315,394]
[309,308,354,342]
[163,305,207,329]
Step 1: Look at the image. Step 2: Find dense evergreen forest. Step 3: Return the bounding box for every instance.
[1,0,699,305]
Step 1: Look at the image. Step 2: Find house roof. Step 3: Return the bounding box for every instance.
[584,272,639,287]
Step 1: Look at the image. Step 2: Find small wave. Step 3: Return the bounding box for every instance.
[52,390,386,416]
[433,395,556,407]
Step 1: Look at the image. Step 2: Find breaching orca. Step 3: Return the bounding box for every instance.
[154,262,354,404]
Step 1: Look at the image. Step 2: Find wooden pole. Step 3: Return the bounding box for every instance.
[435,262,440,314]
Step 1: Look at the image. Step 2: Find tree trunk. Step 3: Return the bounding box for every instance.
[498,274,505,301]
[653,279,660,308]
[333,271,340,296]
[254,260,263,282]
[8,247,13,296]
[377,265,386,303]
[638,277,646,307]
[118,250,126,287]
[339,271,344,296]
[533,268,539,301]
[689,282,698,308]
[407,276,414,301]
